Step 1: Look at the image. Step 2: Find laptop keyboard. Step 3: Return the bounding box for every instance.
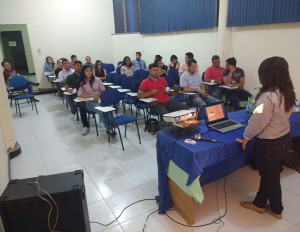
[213,120,238,129]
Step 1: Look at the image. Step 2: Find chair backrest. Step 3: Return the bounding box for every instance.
[202,72,205,82]
[117,61,122,66]
[9,76,27,88]
[121,76,134,90]
[114,74,126,86]
[116,66,121,75]
[168,68,179,84]
[103,63,115,73]
[132,79,143,93]
[133,69,144,79]
[106,73,116,83]
[101,89,121,106]
[163,75,174,88]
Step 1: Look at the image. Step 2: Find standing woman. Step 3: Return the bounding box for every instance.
[93,60,107,82]
[77,65,116,136]
[121,56,135,77]
[44,56,56,74]
[237,57,296,219]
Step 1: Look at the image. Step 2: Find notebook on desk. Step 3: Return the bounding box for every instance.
[202,102,244,133]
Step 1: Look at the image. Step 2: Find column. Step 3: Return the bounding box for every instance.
[217,0,232,65]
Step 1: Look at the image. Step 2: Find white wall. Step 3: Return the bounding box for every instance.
[231,22,300,96]
[0,0,115,88]
[112,29,218,73]
[142,29,218,72]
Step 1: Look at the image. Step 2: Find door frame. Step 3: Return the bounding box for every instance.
[0,24,35,74]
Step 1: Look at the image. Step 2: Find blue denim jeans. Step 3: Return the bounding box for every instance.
[86,101,112,130]
[190,94,220,119]
[65,95,76,111]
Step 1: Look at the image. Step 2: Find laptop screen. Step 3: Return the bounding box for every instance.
[203,102,228,125]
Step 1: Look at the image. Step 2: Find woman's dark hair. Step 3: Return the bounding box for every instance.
[121,56,132,67]
[185,52,194,59]
[77,65,95,90]
[154,55,163,63]
[95,60,104,76]
[256,56,296,112]
[170,55,178,61]
[46,56,55,68]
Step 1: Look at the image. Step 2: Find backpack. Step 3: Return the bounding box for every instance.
[146,118,159,134]
[282,136,300,170]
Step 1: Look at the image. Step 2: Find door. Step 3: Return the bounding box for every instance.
[1,31,29,75]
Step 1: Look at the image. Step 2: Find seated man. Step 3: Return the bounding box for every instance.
[83,56,95,70]
[2,60,39,102]
[180,59,219,118]
[132,52,147,71]
[65,60,82,114]
[178,52,199,77]
[58,58,74,84]
[204,55,225,100]
[137,63,188,123]
[222,57,252,111]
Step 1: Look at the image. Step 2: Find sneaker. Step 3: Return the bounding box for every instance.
[33,82,40,86]
[266,205,282,219]
[31,98,39,102]
[82,127,90,135]
[106,130,117,137]
[240,201,265,213]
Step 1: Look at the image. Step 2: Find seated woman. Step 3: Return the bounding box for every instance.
[167,55,180,72]
[44,56,56,75]
[156,59,167,77]
[121,56,135,77]
[93,60,107,82]
[77,65,116,136]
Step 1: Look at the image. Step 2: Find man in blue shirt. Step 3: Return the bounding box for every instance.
[132,52,147,70]
[180,59,219,118]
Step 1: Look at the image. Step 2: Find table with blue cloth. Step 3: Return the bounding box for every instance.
[156,109,300,224]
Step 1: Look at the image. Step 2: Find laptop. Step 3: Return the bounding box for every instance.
[202,102,245,133]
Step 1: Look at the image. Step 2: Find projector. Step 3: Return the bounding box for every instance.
[163,110,197,123]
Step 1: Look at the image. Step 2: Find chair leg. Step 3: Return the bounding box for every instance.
[125,124,127,137]
[116,126,124,151]
[34,101,38,114]
[94,115,99,136]
[17,100,21,117]
[136,121,141,144]
[31,99,34,110]
[15,99,18,114]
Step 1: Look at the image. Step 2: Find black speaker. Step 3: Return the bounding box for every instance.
[0,170,91,232]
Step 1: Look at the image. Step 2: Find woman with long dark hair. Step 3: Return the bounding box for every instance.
[77,65,116,136]
[93,60,107,81]
[237,57,296,219]
[44,56,56,74]
[121,56,135,77]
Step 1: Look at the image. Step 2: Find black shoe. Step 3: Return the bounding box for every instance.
[71,107,77,115]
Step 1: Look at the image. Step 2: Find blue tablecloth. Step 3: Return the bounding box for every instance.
[156,110,300,214]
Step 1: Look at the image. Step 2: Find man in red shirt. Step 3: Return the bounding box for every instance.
[137,63,188,122]
[204,55,225,100]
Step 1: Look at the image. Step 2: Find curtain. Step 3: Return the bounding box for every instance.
[140,0,217,34]
[227,0,300,27]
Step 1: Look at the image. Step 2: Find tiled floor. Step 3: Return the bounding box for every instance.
[9,94,300,232]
